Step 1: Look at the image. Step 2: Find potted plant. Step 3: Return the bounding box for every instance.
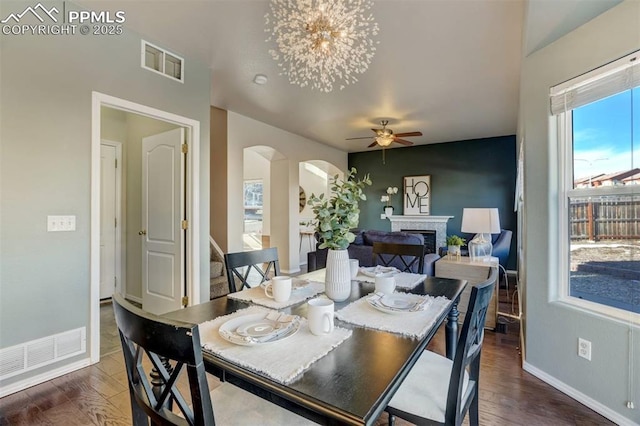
[446,235,466,259]
[380,186,398,218]
[307,168,371,301]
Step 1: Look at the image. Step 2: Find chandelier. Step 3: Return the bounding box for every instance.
[265,0,379,92]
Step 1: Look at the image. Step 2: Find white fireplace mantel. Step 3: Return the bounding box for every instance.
[387,215,454,249]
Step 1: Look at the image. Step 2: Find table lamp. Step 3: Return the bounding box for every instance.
[461,208,500,262]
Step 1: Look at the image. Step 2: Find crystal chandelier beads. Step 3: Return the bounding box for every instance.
[265,0,379,92]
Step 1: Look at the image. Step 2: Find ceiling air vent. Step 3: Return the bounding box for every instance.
[141,40,184,83]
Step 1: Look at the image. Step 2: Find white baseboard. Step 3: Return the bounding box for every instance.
[0,358,90,398]
[281,267,301,274]
[126,294,142,304]
[523,362,638,426]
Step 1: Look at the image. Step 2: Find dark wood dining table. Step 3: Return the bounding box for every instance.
[163,271,466,426]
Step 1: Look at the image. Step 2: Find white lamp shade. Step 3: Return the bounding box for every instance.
[461,208,501,234]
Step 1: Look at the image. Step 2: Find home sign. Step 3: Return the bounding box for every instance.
[403,175,430,215]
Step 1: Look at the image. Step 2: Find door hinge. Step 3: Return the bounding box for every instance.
[182,296,189,307]
[181,220,188,230]
[115,158,118,168]
[181,143,188,154]
[114,217,117,228]
[114,276,117,288]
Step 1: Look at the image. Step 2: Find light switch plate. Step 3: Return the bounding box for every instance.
[47,215,76,232]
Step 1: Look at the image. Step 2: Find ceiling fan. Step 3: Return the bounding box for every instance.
[346,120,423,148]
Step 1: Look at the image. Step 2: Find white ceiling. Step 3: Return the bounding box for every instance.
[78,0,620,152]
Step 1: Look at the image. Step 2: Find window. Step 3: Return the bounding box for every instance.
[243,180,263,249]
[552,52,640,319]
[141,40,184,83]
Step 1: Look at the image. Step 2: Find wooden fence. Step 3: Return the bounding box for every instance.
[570,196,640,241]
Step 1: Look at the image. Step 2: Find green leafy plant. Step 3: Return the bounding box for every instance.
[446,235,466,246]
[307,168,372,250]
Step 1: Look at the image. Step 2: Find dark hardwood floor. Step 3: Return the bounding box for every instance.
[0,283,613,426]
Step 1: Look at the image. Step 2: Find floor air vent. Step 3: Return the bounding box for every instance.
[0,327,86,380]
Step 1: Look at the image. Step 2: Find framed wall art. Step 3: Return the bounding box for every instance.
[403,175,431,215]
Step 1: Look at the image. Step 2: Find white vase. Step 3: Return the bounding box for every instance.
[384,206,394,218]
[325,249,351,302]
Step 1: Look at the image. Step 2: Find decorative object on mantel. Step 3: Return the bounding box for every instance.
[445,235,465,260]
[307,168,372,301]
[461,208,501,262]
[380,186,398,218]
[403,175,431,215]
[265,0,379,92]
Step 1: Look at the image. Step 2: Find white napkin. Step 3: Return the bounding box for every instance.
[356,271,427,290]
[392,272,428,289]
[199,306,352,384]
[359,266,399,277]
[227,280,325,309]
[335,294,450,339]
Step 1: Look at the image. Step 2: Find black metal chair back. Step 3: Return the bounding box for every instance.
[445,266,498,425]
[372,242,425,274]
[113,294,214,426]
[224,247,280,293]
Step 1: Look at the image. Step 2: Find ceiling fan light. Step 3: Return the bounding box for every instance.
[376,135,394,147]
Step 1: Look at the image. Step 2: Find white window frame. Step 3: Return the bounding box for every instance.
[140,39,185,83]
[554,59,640,324]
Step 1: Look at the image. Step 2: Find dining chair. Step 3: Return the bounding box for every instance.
[112,293,312,426]
[224,247,280,293]
[372,242,426,274]
[386,266,498,426]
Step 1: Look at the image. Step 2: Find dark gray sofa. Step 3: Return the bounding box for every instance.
[307,229,440,275]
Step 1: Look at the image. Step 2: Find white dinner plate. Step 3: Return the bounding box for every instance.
[366,293,426,315]
[259,277,310,291]
[291,278,310,290]
[218,313,300,346]
[359,266,399,278]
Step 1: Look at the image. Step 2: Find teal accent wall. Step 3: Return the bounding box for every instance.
[348,135,517,269]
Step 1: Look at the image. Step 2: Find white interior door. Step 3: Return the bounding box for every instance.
[100,144,118,299]
[141,128,184,315]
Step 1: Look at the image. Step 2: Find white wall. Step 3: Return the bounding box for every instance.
[520,1,639,423]
[0,0,210,389]
[227,112,347,272]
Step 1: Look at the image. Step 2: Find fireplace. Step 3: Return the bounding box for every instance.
[402,230,436,254]
[387,215,453,250]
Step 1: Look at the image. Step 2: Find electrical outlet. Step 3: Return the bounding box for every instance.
[578,338,591,361]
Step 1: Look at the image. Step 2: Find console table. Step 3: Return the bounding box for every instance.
[435,256,499,329]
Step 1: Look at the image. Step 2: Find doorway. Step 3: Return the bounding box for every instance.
[91,92,201,363]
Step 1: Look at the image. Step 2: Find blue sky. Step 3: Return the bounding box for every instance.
[572,88,639,180]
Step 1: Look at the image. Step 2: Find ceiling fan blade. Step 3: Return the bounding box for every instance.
[393,138,414,146]
[367,141,379,148]
[394,131,423,138]
[346,136,376,140]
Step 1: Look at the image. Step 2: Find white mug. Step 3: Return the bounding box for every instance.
[264,276,292,302]
[349,259,359,279]
[375,276,396,294]
[307,298,334,336]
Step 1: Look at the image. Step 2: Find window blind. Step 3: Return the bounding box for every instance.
[550,50,640,115]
